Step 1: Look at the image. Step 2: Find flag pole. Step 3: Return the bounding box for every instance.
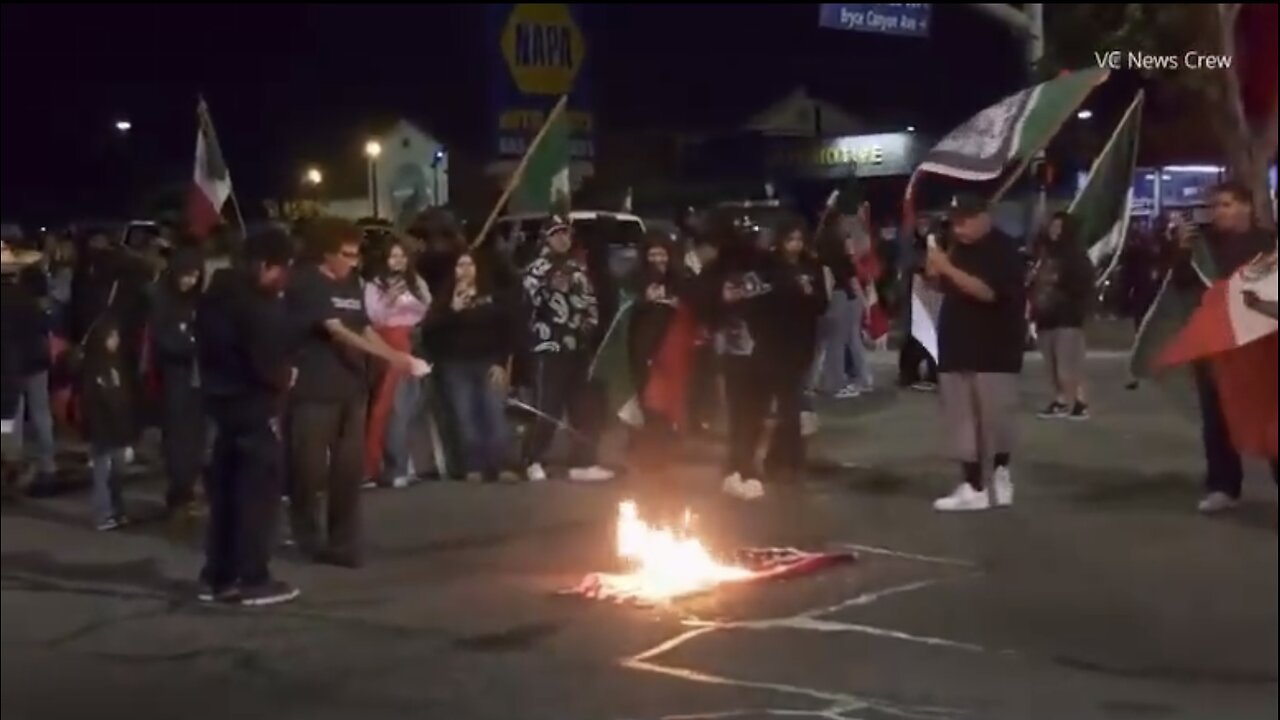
[1069,91,1145,214]
[471,95,570,249]
[198,96,247,239]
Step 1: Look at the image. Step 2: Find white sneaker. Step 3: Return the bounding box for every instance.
[933,483,991,512]
[835,385,861,399]
[1197,492,1238,514]
[568,465,615,483]
[526,463,548,483]
[739,478,765,500]
[992,467,1014,507]
[721,473,745,497]
[391,475,413,489]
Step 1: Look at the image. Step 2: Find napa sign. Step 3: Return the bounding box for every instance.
[491,4,594,164]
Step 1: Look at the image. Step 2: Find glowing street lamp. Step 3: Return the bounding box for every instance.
[1076,109,1093,120]
[115,119,132,133]
[304,167,323,186]
[364,139,382,218]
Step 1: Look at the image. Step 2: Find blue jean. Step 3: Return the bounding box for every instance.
[383,375,422,481]
[441,361,510,476]
[818,292,869,394]
[90,447,128,523]
[15,371,57,474]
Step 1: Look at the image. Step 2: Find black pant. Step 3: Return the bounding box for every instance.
[1196,366,1280,497]
[287,396,365,561]
[898,336,937,386]
[723,354,804,479]
[522,352,600,467]
[160,369,205,509]
[687,345,719,430]
[202,397,282,590]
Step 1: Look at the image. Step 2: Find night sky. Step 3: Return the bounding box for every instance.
[1,4,1024,222]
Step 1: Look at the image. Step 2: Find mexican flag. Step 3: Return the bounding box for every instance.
[917,67,1109,181]
[186,99,233,238]
[509,96,572,214]
[1074,93,1144,282]
[1157,252,1278,458]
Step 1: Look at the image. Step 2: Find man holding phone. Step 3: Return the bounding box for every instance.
[1169,182,1277,513]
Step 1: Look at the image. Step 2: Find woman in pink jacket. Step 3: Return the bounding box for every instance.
[363,239,431,488]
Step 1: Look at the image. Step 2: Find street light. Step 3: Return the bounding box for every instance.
[906,125,916,133]
[115,119,132,133]
[364,139,382,218]
[1076,109,1093,120]
[304,167,323,186]
[430,147,446,206]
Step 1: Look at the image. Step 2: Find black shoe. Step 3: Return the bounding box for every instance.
[1036,401,1069,419]
[197,584,241,604]
[238,581,300,607]
[1124,379,1140,391]
[315,549,362,569]
[1067,401,1090,421]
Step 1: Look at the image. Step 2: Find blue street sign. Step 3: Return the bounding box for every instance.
[818,4,931,37]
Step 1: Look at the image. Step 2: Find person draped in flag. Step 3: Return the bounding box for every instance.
[897,215,939,390]
[1167,181,1277,514]
[1029,212,1094,421]
[927,198,1026,512]
[519,216,611,483]
[626,230,682,438]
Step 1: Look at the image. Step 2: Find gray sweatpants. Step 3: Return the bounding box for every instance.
[1037,328,1086,392]
[938,372,1019,463]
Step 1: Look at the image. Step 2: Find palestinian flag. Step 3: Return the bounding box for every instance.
[1073,93,1144,282]
[1157,252,1278,458]
[917,68,1108,182]
[642,302,700,429]
[509,96,572,214]
[186,99,233,238]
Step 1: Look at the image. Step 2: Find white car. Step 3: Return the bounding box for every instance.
[492,210,646,278]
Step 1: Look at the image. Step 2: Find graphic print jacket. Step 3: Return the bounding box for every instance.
[522,253,599,354]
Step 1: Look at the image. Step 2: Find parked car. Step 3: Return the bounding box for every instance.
[491,210,646,279]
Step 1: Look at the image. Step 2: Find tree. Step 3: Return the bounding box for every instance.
[1045,3,1277,226]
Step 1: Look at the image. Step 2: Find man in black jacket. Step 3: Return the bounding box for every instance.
[150,246,206,515]
[195,229,298,606]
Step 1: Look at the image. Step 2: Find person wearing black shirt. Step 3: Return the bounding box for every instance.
[1029,212,1094,420]
[927,199,1026,512]
[196,229,298,606]
[286,219,428,568]
[150,246,206,515]
[761,221,828,484]
[1171,182,1278,514]
[424,251,518,483]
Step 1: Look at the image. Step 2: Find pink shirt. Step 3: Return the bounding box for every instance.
[364,277,431,328]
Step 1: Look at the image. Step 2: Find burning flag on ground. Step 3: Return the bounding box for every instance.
[186,98,233,238]
[563,501,856,605]
[1156,252,1278,458]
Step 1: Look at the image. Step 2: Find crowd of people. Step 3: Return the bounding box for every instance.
[2,180,1276,606]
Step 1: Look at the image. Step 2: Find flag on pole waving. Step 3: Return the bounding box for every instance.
[1072,93,1144,281]
[186,99,233,238]
[509,97,571,215]
[917,68,1109,182]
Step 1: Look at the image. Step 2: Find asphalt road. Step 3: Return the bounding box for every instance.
[2,354,1276,720]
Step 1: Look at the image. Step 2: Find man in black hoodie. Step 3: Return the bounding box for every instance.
[195,228,299,606]
[151,246,207,515]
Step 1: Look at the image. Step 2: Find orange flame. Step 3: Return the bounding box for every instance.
[611,500,751,602]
